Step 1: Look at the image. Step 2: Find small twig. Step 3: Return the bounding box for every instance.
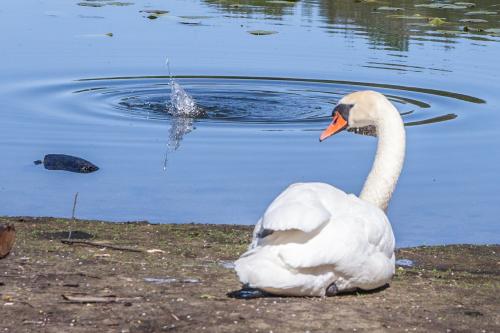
[61,240,143,253]
[68,192,79,241]
[32,272,101,281]
[1,274,27,278]
[61,294,141,303]
[71,192,79,220]
[20,301,35,308]
[22,320,43,325]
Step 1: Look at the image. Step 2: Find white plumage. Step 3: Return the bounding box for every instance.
[234,91,405,296]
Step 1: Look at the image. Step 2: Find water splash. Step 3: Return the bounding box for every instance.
[163,59,203,170]
[170,81,199,117]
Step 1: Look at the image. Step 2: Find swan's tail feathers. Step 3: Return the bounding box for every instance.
[234,248,334,297]
[353,252,395,290]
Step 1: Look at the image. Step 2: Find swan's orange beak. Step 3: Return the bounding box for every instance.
[319,112,348,142]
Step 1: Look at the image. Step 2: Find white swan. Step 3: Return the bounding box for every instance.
[234,90,405,297]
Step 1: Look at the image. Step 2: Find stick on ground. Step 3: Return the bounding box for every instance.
[68,192,79,241]
[60,240,143,253]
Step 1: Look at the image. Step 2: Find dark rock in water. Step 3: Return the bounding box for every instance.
[0,224,15,259]
[34,154,99,173]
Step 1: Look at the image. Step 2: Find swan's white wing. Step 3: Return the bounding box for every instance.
[276,201,394,270]
[260,183,348,233]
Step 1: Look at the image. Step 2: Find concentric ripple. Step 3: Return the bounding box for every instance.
[71,76,485,128]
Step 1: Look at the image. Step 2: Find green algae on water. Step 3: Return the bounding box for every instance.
[484,28,500,35]
[434,29,464,35]
[78,1,133,7]
[266,0,297,4]
[107,2,134,6]
[415,3,468,9]
[140,9,169,15]
[77,2,105,7]
[178,16,213,19]
[387,14,429,20]
[459,18,488,23]
[179,19,202,25]
[375,6,404,11]
[454,2,476,7]
[247,30,278,35]
[428,17,447,26]
[464,10,498,15]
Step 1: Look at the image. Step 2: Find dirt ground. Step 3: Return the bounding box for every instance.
[0,216,498,332]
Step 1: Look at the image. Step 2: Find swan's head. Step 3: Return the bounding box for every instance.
[320,90,391,141]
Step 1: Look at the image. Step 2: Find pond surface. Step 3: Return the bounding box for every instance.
[1,0,499,246]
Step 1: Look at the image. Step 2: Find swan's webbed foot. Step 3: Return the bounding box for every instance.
[227,286,272,299]
[325,282,339,296]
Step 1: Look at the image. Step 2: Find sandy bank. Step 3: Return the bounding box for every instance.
[0,217,498,332]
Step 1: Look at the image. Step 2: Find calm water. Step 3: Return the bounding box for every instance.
[1,0,499,246]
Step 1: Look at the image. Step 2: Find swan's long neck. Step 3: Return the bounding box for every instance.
[359,103,406,211]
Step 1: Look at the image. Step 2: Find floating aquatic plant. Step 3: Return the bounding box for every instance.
[428,17,447,26]
[178,15,213,19]
[459,18,488,23]
[247,30,278,35]
[434,29,463,35]
[415,3,468,9]
[266,0,297,4]
[77,2,105,7]
[375,6,405,12]
[179,18,202,25]
[77,1,133,7]
[464,10,497,15]
[387,14,428,20]
[140,9,169,15]
[140,9,169,19]
[108,1,133,6]
[454,2,476,8]
[484,28,500,35]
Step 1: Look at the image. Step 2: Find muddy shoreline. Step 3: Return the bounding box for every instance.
[1,216,498,332]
